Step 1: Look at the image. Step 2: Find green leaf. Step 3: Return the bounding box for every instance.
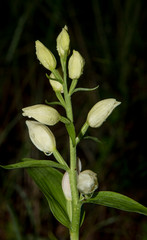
[83,136,101,143]
[26,165,70,228]
[60,116,71,124]
[69,79,78,96]
[73,85,99,94]
[65,122,76,146]
[84,191,147,216]
[1,159,70,227]
[45,99,63,106]
[0,158,68,171]
[55,91,65,108]
[46,73,63,84]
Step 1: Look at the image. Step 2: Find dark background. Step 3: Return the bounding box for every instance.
[0,0,147,239]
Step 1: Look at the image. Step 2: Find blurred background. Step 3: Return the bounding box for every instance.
[0,0,147,239]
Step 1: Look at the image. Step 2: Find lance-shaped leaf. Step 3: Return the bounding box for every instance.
[0,158,68,171]
[1,159,70,227]
[26,165,70,227]
[83,136,101,144]
[72,85,99,95]
[84,191,147,216]
[45,100,63,106]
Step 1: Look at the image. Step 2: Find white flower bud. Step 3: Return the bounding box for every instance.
[50,71,63,93]
[77,170,98,194]
[87,99,121,128]
[22,104,61,126]
[57,25,70,57]
[68,50,85,79]
[35,40,56,71]
[26,120,56,154]
[62,172,72,200]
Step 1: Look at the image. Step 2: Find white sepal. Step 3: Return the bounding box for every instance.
[87,98,121,128]
[26,120,56,154]
[68,50,85,79]
[77,170,98,194]
[35,40,56,71]
[22,104,60,126]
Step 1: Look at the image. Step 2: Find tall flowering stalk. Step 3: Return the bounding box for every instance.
[1,26,147,240]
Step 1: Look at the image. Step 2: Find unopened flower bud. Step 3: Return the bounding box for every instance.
[87,99,121,128]
[68,50,85,79]
[35,40,56,71]
[57,25,70,57]
[77,170,98,195]
[26,120,56,154]
[50,71,63,93]
[22,104,61,126]
[62,172,72,200]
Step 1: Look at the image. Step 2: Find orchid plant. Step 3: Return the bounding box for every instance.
[1,26,147,240]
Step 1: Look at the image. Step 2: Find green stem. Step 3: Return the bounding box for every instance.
[69,139,81,239]
[61,58,73,120]
[70,230,80,240]
[61,56,81,239]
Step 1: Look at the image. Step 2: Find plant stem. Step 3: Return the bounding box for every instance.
[69,138,81,240]
[61,56,81,239]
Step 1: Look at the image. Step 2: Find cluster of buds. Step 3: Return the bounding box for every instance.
[62,159,98,201]
[62,169,98,200]
[23,26,85,153]
[22,26,121,202]
[35,25,85,91]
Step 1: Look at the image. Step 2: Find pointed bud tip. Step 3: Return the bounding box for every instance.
[35,40,56,71]
[25,120,56,154]
[22,104,60,126]
[68,50,85,79]
[87,98,121,128]
[56,26,70,57]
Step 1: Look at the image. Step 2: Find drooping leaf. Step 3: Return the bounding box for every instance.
[0,159,70,227]
[26,165,70,227]
[0,158,68,171]
[84,191,147,216]
[45,99,63,106]
[83,136,101,143]
[73,85,99,94]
